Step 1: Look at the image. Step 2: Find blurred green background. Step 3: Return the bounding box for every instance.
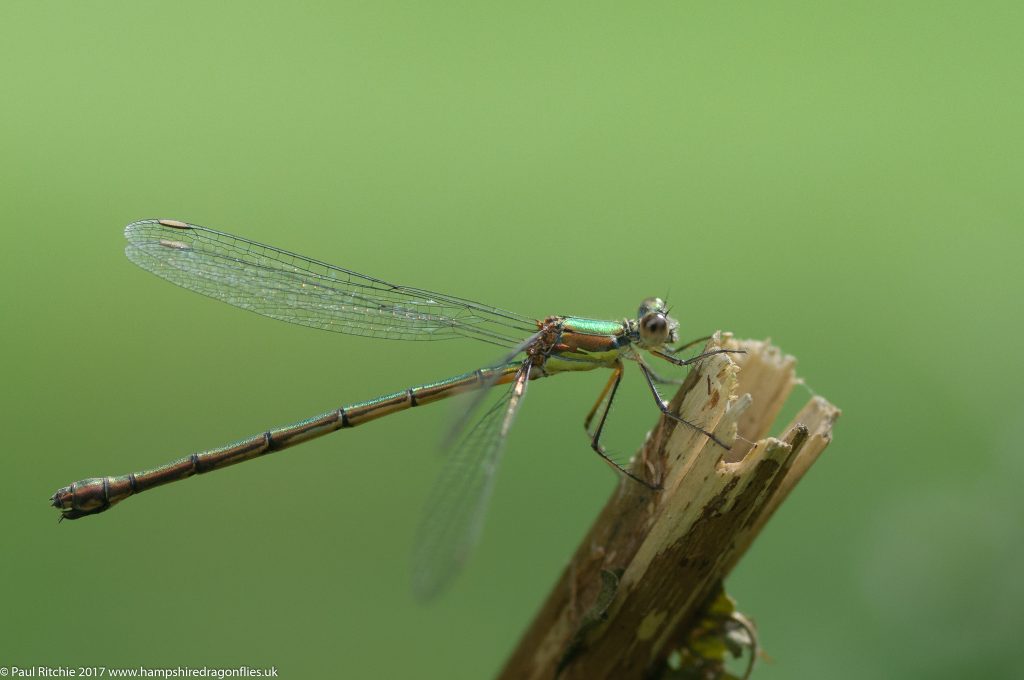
[3,2,1021,678]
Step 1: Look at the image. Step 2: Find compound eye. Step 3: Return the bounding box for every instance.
[638,296,666,318]
[640,312,670,345]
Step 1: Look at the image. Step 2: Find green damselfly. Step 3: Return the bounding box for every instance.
[51,219,742,597]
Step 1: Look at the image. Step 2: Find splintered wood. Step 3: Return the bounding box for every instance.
[499,334,839,680]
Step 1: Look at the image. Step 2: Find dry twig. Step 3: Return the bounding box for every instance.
[499,333,839,680]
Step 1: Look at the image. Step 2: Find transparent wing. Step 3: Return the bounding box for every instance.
[440,328,544,451]
[124,219,537,347]
[411,361,531,600]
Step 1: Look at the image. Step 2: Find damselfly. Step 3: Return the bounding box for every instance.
[51,219,742,597]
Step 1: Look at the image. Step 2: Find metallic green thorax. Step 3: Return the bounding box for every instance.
[542,316,632,374]
[560,316,627,337]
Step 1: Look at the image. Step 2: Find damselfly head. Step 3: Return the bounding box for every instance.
[636,297,679,348]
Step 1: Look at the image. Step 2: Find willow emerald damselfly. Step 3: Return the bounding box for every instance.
[51,218,742,597]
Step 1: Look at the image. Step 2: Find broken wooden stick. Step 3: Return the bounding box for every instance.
[498,333,840,680]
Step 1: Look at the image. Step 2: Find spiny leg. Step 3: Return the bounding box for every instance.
[649,334,743,383]
[583,362,621,433]
[665,334,713,356]
[636,361,732,450]
[584,362,660,490]
[645,346,744,386]
[646,366,685,386]
[650,347,745,368]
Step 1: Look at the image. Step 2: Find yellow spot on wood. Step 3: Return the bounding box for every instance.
[637,609,666,641]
